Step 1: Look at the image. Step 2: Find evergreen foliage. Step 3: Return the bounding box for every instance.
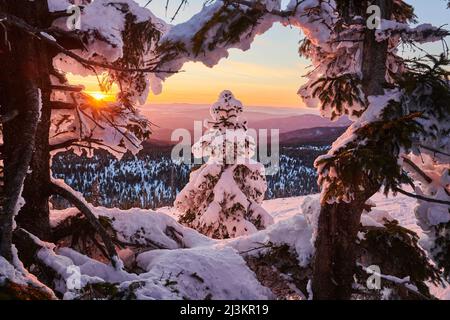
[176,91,274,239]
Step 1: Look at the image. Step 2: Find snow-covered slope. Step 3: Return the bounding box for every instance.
[27,193,448,300]
[264,193,418,231]
[262,193,449,300]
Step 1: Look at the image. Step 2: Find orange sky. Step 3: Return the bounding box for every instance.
[68,58,309,108]
[147,59,308,107]
[68,23,310,109]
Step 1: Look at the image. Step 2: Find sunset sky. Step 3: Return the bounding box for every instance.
[75,0,450,109]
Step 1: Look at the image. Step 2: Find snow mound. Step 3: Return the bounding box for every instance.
[96,207,214,249]
[228,214,314,267]
[136,246,273,300]
[45,197,312,299]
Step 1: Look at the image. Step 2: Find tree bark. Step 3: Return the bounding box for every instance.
[16,89,52,241]
[312,0,393,300]
[0,0,52,261]
[1,0,54,241]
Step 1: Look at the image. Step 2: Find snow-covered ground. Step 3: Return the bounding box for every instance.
[261,193,449,300]
[4,192,447,300]
[58,193,450,299]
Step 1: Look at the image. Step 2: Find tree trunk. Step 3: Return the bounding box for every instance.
[16,92,52,240]
[312,0,393,300]
[0,0,53,260]
[6,0,53,241]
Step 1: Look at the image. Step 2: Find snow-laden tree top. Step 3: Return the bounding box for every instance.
[192,90,256,164]
[210,90,246,130]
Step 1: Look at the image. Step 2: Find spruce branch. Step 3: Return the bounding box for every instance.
[0,109,19,123]
[419,145,450,158]
[357,264,432,300]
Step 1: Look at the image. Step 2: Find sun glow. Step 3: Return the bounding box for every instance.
[88,91,109,101]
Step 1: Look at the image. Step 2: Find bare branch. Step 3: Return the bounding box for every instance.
[402,156,433,184]
[420,144,450,157]
[51,84,84,92]
[394,187,450,206]
[224,0,299,18]
[50,181,121,269]
[50,137,102,151]
[50,101,77,110]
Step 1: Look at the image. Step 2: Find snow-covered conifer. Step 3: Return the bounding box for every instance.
[176,90,274,239]
[288,0,450,298]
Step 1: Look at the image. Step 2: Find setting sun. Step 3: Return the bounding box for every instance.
[88,91,108,101]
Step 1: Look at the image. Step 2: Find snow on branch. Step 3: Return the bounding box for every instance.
[0,12,176,75]
[375,20,450,44]
[153,0,302,88]
[50,179,122,270]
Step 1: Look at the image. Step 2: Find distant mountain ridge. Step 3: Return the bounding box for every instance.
[251,114,351,134]
[279,126,348,145]
[140,103,351,143]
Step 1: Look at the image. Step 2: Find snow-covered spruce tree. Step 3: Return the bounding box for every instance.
[286,0,450,299]
[176,90,274,239]
[0,0,175,290]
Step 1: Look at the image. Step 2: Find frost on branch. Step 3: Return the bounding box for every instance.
[175,91,274,239]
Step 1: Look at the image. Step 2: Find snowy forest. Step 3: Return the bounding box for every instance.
[0,0,449,303]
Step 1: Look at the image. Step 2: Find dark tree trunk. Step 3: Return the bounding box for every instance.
[312,199,364,299]
[0,0,53,260]
[312,0,393,300]
[16,91,52,241]
[0,0,50,260]
[8,0,53,241]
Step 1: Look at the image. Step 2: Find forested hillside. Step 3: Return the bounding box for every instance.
[52,142,328,209]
